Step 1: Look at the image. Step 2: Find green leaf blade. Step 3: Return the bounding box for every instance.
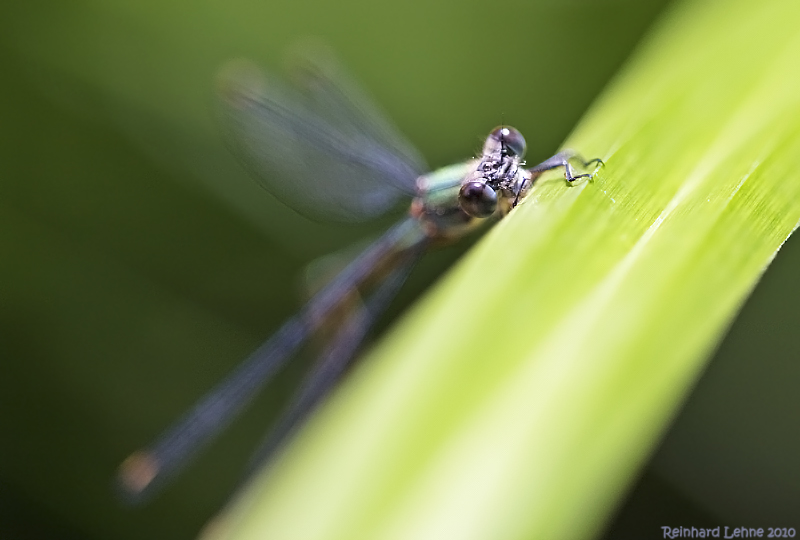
[205,0,800,538]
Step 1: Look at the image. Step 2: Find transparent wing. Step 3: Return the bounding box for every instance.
[244,239,425,475]
[287,46,427,174]
[219,54,426,222]
[117,218,427,503]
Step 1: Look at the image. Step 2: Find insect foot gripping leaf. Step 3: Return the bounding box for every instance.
[201,1,800,539]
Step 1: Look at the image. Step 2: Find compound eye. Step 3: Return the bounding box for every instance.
[489,126,526,158]
[459,180,498,218]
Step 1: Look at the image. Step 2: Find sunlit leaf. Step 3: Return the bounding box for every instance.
[203,0,800,538]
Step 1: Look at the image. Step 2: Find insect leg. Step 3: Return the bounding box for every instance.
[527,151,604,183]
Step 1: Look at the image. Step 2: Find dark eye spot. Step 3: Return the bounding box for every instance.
[459,180,498,218]
[489,126,526,158]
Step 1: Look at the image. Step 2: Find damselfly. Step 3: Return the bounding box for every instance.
[117,52,602,503]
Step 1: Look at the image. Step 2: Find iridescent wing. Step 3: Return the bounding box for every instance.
[117,218,427,502]
[219,51,426,222]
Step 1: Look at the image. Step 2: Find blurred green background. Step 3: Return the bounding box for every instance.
[1,0,797,538]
